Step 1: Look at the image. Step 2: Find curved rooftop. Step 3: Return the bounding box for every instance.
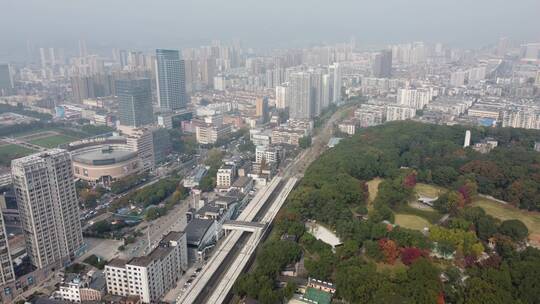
[72,145,137,166]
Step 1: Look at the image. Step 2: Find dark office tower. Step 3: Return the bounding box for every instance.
[372,49,393,78]
[116,78,154,127]
[155,49,187,110]
[0,64,13,96]
[151,128,172,165]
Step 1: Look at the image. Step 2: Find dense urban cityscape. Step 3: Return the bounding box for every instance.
[0,1,540,304]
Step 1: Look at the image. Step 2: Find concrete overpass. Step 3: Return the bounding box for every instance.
[176,177,297,304]
[176,177,283,304]
[205,177,297,304]
[222,220,266,233]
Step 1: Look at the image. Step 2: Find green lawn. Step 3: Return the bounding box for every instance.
[0,144,35,166]
[473,197,540,245]
[415,183,445,198]
[29,134,78,148]
[395,213,432,231]
[395,204,443,224]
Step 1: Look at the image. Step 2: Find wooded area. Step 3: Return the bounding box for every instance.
[234,121,540,304]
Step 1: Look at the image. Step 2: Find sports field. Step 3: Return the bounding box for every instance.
[0,144,35,166]
[28,134,78,148]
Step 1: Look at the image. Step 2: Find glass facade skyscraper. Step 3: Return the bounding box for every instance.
[155,49,187,110]
[116,78,153,127]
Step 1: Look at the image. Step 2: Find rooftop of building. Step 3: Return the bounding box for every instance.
[339,119,358,125]
[62,273,86,286]
[185,218,214,246]
[11,148,67,166]
[106,258,127,268]
[272,128,305,134]
[67,136,127,151]
[215,194,239,203]
[197,204,222,216]
[88,273,106,290]
[162,231,185,243]
[232,176,252,188]
[129,245,174,267]
[72,145,137,166]
[225,189,245,200]
[219,164,235,170]
[189,166,208,180]
[35,298,70,304]
[468,104,503,111]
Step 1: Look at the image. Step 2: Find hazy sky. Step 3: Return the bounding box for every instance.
[1,0,540,59]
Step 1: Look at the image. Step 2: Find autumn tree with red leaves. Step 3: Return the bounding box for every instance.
[401,247,425,265]
[379,238,399,264]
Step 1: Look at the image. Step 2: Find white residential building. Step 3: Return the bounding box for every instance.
[397,88,433,109]
[271,128,305,146]
[58,273,105,303]
[330,62,342,103]
[354,104,386,128]
[105,231,188,303]
[0,207,15,285]
[468,66,487,84]
[502,108,540,130]
[338,120,357,135]
[216,165,235,189]
[275,85,288,109]
[11,149,83,269]
[255,146,282,164]
[195,123,232,145]
[467,105,501,120]
[250,129,272,147]
[289,72,312,120]
[125,128,155,171]
[321,74,332,110]
[386,105,416,121]
[450,70,467,87]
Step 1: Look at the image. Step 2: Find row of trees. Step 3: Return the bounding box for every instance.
[199,148,224,192]
[110,172,149,194]
[109,176,181,212]
[0,103,53,120]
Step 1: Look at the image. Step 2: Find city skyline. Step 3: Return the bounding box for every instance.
[2,0,540,61]
[1,2,540,303]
